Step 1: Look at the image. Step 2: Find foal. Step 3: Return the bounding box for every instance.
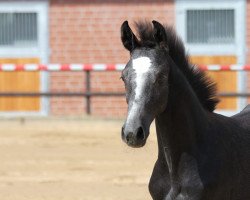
[120,20,250,200]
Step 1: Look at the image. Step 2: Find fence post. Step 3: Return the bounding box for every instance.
[86,71,91,115]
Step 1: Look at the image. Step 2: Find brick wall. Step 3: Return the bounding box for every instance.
[49,0,175,117]
[247,0,250,104]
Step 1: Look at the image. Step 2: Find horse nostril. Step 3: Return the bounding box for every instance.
[126,132,133,143]
[121,126,125,139]
[136,127,145,141]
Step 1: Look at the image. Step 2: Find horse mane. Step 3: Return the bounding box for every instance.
[134,21,219,112]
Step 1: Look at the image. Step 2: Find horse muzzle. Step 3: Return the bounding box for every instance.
[121,124,147,148]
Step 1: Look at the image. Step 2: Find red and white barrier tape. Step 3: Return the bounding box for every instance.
[0,64,126,71]
[0,64,250,71]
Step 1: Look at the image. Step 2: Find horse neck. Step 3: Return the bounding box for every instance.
[155,65,209,173]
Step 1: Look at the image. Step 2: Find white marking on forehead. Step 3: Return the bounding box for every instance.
[132,57,152,100]
[126,57,152,123]
[132,57,152,74]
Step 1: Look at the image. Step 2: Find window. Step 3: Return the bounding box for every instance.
[176,0,245,56]
[186,9,235,44]
[0,12,38,47]
[0,2,48,58]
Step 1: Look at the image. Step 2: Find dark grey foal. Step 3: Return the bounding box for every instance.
[120,20,250,200]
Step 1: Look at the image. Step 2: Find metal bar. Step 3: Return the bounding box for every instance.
[85,71,91,114]
[218,93,250,97]
[0,92,248,97]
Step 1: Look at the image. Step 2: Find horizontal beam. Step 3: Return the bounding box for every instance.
[219,93,250,97]
[0,64,250,71]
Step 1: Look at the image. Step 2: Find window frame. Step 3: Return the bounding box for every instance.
[0,2,48,59]
[176,0,245,57]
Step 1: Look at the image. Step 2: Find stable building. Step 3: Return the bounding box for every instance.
[0,0,249,117]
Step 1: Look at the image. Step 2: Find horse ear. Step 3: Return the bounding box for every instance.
[152,20,167,47]
[121,21,139,52]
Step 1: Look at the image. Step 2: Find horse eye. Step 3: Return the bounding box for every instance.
[156,78,163,85]
[156,75,167,85]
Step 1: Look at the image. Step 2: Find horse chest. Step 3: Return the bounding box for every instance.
[163,149,204,200]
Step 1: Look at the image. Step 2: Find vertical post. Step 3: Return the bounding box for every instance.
[86,71,91,115]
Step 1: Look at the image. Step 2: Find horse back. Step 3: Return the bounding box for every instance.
[229,105,250,199]
[232,104,250,131]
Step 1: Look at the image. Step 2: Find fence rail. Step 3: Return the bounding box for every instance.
[0,64,249,114]
[0,64,250,71]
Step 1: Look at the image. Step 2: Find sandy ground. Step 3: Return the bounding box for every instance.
[0,117,158,200]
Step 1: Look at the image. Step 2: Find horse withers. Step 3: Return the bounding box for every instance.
[120,20,250,200]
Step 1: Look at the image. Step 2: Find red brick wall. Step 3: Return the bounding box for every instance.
[247,0,250,104]
[49,0,175,117]
[49,72,86,115]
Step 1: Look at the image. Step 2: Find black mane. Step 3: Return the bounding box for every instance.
[135,21,219,112]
